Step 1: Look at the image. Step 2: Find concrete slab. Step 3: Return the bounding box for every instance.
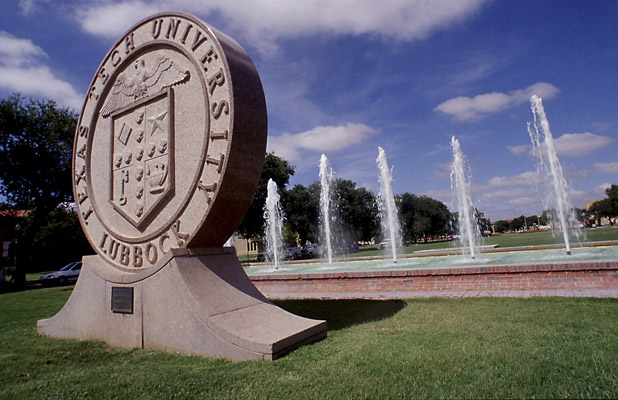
[38,250,327,360]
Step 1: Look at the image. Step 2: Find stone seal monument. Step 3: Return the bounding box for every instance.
[37,11,327,361]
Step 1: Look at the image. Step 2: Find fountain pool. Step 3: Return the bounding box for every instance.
[244,243,618,276]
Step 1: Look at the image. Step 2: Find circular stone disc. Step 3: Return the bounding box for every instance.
[72,12,267,271]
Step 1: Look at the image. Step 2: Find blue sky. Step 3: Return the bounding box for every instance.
[1,0,617,221]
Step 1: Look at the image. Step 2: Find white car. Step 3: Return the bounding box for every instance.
[39,261,82,286]
[302,244,322,258]
[284,246,302,260]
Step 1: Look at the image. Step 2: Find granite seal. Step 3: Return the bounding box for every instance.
[73,12,267,271]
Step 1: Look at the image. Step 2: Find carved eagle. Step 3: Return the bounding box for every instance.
[101,56,189,117]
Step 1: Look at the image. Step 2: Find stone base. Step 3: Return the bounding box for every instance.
[37,248,327,360]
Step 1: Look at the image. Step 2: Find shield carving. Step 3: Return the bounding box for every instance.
[110,89,174,228]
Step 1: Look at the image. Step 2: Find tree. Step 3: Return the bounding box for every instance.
[0,95,80,282]
[451,208,491,236]
[509,215,526,231]
[283,184,319,245]
[587,184,618,225]
[607,184,618,215]
[588,199,612,224]
[23,206,94,271]
[237,153,295,240]
[331,179,378,244]
[494,220,510,233]
[0,95,76,211]
[476,210,491,234]
[398,193,450,243]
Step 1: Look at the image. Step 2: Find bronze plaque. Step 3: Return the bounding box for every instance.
[111,286,134,314]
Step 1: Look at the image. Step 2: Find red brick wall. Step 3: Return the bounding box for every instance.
[249,260,618,299]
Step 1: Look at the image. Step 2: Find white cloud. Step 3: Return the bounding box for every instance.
[591,121,611,132]
[18,0,35,15]
[76,1,160,39]
[18,0,48,15]
[268,123,377,161]
[0,31,46,66]
[73,0,489,55]
[553,132,613,157]
[507,144,529,156]
[507,196,540,207]
[593,183,612,195]
[0,31,83,110]
[594,161,618,174]
[434,82,560,121]
[508,133,612,159]
[481,187,536,202]
[487,171,539,187]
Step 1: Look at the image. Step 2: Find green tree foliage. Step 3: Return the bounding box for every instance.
[283,184,319,244]
[588,199,612,219]
[398,193,450,243]
[476,210,492,233]
[331,179,378,244]
[0,95,93,276]
[237,153,295,240]
[0,95,76,211]
[587,184,618,225]
[494,220,510,233]
[236,153,484,249]
[451,209,491,235]
[23,206,94,271]
[509,215,526,231]
[607,184,618,214]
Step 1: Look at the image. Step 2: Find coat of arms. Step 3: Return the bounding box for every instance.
[102,55,188,228]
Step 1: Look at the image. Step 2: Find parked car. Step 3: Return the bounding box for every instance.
[256,246,301,262]
[283,246,302,260]
[39,261,82,286]
[301,243,322,259]
[379,239,391,250]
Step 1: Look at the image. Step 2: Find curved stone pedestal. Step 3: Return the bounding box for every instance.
[37,247,327,360]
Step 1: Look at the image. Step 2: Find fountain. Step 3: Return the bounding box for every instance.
[246,136,616,299]
[319,154,335,265]
[376,146,402,263]
[264,178,285,268]
[451,136,481,259]
[246,244,618,275]
[528,95,581,255]
[243,105,617,300]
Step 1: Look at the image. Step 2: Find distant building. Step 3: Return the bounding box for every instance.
[228,236,263,259]
[583,199,604,211]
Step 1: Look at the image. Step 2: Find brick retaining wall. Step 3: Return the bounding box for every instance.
[249,260,618,299]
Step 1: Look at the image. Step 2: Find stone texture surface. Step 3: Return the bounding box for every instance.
[39,249,327,360]
[73,12,267,271]
[39,12,326,361]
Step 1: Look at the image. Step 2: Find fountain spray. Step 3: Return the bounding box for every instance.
[319,154,334,265]
[264,178,284,268]
[376,146,401,263]
[528,95,580,255]
[450,136,481,259]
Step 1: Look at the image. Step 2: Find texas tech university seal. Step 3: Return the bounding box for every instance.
[43,12,325,361]
[73,12,267,271]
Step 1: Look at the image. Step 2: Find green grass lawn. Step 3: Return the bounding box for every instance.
[352,226,618,258]
[1,287,617,399]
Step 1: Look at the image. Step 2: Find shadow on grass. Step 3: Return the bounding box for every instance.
[273,299,407,331]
